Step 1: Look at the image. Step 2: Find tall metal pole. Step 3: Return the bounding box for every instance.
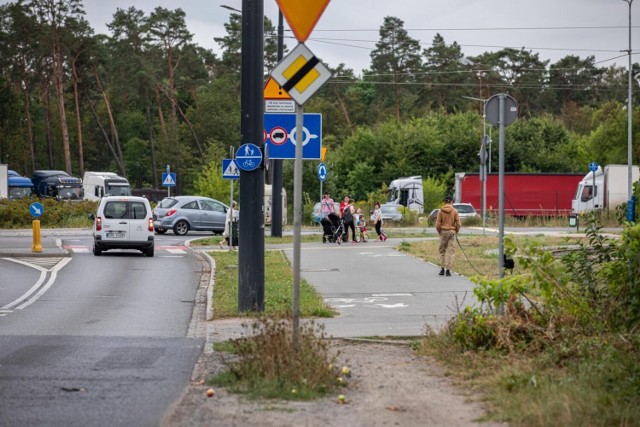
[238,0,264,312]
[482,101,487,235]
[498,94,506,279]
[292,102,304,347]
[624,0,634,200]
[271,10,284,237]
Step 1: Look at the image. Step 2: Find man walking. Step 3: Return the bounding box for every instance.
[435,197,461,276]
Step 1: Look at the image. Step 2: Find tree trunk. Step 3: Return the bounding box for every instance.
[51,32,72,174]
[22,85,36,172]
[72,60,84,177]
[145,95,158,189]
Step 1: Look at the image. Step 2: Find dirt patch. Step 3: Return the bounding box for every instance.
[164,339,506,427]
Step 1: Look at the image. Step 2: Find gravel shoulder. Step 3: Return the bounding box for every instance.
[164,335,506,427]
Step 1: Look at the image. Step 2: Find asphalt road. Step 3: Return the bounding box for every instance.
[0,232,205,427]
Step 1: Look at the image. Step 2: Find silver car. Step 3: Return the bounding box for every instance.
[153,196,229,236]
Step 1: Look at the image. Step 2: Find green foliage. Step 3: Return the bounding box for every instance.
[422,176,447,213]
[0,199,96,229]
[210,317,342,400]
[193,159,236,202]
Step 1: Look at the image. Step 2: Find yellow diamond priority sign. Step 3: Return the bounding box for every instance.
[276,0,330,42]
[271,43,331,106]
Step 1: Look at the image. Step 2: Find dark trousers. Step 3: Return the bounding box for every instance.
[345,221,355,241]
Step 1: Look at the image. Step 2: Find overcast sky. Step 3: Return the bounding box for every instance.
[68,1,640,75]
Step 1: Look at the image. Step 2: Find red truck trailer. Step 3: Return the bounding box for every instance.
[454,172,584,217]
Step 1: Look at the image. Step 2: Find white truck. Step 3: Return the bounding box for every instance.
[0,164,8,198]
[387,176,424,213]
[83,171,131,201]
[572,164,639,214]
[264,184,287,225]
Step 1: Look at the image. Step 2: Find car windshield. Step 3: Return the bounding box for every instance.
[455,205,476,214]
[157,198,178,209]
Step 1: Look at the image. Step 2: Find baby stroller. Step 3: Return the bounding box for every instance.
[321,213,344,244]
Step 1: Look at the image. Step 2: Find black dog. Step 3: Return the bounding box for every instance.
[503,254,515,273]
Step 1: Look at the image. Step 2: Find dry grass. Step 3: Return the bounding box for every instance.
[404,234,585,278]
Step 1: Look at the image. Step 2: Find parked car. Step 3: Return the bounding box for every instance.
[454,203,479,218]
[153,196,229,236]
[428,203,479,224]
[311,201,341,224]
[428,209,439,223]
[371,203,404,222]
[88,196,155,257]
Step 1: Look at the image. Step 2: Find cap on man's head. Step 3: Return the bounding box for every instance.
[443,196,453,203]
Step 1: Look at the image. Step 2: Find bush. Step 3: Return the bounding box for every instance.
[0,198,96,229]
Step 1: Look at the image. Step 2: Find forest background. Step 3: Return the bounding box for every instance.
[1,0,639,215]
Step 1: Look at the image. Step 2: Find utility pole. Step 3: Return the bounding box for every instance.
[237,0,265,312]
[622,0,635,200]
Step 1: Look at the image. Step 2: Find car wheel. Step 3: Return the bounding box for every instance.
[93,244,102,256]
[145,245,154,257]
[155,228,167,234]
[173,220,189,236]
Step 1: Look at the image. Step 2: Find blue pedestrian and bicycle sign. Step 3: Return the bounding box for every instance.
[29,202,44,218]
[589,162,599,172]
[317,162,327,182]
[236,143,262,171]
[264,113,322,159]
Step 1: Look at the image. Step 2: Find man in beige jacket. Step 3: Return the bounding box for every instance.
[435,197,461,276]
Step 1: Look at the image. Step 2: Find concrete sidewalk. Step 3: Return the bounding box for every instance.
[0,229,72,257]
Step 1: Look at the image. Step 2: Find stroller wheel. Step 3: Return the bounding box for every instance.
[363,234,369,242]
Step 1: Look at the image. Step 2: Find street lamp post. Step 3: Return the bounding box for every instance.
[622,0,635,200]
[463,95,489,234]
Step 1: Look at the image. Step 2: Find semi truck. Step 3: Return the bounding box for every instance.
[32,170,83,200]
[455,172,584,217]
[571,164,640,214]
[7,170,34,199]
[0,164,7,198]
[83,171,131,201]
[387,176,424,213]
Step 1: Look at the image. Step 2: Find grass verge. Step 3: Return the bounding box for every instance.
[210,249,335,318]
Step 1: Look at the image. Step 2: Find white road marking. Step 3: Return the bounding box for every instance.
[372,293,413,297]
[166,248,186,254]
[2,258,72,311]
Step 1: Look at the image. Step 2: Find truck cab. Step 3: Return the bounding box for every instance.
[572,168,604,214]
[83,171,131,201]
[387,176,424,213]
[32,170,83,200]
[7,170,34,199]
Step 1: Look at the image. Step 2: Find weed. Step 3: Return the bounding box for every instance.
[210,317,343,400]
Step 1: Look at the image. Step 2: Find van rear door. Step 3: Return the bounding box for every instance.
[102,200,149,242]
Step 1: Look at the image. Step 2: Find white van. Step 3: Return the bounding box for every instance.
[89,196,155,257]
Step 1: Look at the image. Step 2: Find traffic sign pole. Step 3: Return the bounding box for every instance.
[271,10,285,239]
[292,102,303,347]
